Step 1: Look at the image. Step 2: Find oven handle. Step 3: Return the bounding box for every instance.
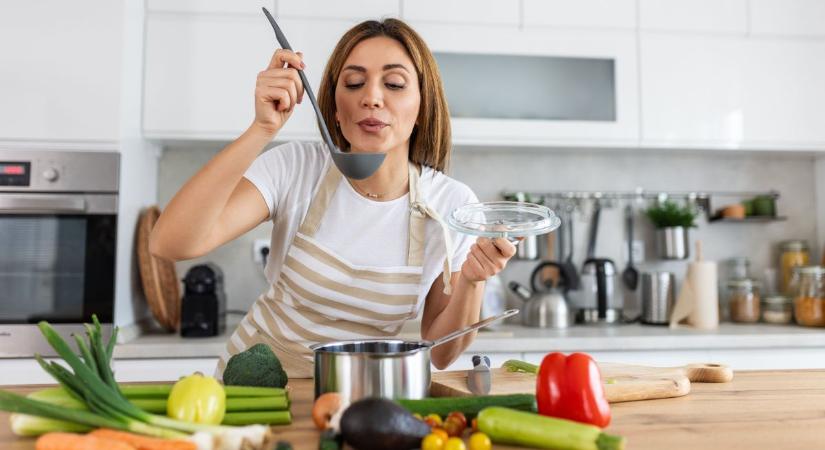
[0,195,87,213]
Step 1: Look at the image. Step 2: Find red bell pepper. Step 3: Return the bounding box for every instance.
[535,352,611,428]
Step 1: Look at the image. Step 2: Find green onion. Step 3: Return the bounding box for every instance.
[0,316,274,447]
[119,383,289,400]
[502,359,539,374]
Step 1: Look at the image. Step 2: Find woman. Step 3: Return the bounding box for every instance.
[149,18,516,378]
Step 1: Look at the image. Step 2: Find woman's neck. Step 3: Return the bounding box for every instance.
[348,142,411,201]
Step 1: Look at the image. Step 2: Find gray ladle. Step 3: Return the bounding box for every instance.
[263,8,385,180]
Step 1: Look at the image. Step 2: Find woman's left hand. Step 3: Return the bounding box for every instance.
[461,237,517,284]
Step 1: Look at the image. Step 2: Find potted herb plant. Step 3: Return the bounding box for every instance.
[645,200,698,260]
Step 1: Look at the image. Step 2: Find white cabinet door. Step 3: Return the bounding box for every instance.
[143,14,351,140]
[0,0,122,142]
[402,0,519,26]
[750,0,825,38]
[639,33,745,147]
[639,0,747,34]
[742,39,825,146]
[146,0,271,14]
[523,0,636,30]
[413,24,640,147]
[279,0,400,20]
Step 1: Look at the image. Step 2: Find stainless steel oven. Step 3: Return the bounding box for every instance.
[0,150,118,357]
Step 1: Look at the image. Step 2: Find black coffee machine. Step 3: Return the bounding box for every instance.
[180,263,226,337]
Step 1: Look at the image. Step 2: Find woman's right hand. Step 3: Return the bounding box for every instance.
[252,49,306,136]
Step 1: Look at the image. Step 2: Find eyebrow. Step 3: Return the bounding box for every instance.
[342,64,410,73]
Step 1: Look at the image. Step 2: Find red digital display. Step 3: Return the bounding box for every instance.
[1,165,26,175]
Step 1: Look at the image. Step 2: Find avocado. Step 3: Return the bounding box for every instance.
[340,397,431,450]
[222,343,288,388]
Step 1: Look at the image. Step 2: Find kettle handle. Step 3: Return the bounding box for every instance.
[530,261,563,293]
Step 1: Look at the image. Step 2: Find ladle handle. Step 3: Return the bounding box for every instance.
[430,309,519,348]
[262,8,337,153]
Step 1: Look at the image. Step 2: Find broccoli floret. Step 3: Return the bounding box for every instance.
[222,343,288,388]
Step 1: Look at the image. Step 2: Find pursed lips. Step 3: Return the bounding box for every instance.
[357,118,388,132]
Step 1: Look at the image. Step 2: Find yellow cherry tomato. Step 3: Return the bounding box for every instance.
[444,437,467,450]
[425,413,443,427]
[421,433,445,450]
[431,428,449,441]
[468,432,492,450]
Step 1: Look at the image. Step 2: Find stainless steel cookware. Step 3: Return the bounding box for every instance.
[310,309,519,400]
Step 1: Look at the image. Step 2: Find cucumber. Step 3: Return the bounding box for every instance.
[397,394,536,419]
[477,407,625,450]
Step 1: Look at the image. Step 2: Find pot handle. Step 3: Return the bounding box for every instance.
[430,309,520,348]
[530,261,564,293]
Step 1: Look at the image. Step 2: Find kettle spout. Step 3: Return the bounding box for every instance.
[508,281,532,301]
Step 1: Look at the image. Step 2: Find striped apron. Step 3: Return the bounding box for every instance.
[216,162,454,379]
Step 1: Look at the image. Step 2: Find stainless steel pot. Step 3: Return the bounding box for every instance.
[310,309,519,400]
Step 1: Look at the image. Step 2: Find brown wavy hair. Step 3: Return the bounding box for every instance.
[317,19,451,172]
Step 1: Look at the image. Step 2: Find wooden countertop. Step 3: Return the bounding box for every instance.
[2,370,824,449]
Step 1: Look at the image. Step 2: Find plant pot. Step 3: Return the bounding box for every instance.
[656,227,689,260]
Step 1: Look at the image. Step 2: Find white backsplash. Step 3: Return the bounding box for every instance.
[158,143,818,314]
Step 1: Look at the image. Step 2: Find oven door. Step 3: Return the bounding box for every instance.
[0,193,116,357]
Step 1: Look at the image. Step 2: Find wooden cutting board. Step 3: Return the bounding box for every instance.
[431,362,733,403]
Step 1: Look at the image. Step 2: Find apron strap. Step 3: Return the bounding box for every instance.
[410,199,455,295]
[298,163,343,237]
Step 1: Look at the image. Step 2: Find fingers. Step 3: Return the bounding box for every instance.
[255,85,292,112]
[257,77,298,111]
[462,237,517,283]
[258,67,304,104]
[267,48,305,71]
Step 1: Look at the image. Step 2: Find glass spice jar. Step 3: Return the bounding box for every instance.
[761,295,794,324]
[780,240,810,295]
[792,266,825,327]
[727,279,761,323]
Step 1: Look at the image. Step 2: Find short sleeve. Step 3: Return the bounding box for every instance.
[243,151,283,220]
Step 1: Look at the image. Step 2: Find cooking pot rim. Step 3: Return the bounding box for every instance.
[309,338,434,356]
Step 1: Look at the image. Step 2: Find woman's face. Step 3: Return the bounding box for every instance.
[335,36,421,154]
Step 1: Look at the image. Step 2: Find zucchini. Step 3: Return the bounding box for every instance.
[397,394,536,419]
[477,407,625,450]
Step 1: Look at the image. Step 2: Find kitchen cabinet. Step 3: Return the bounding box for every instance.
[750,0,825,38]
[638,0,747,34]
[278,0,400,21]
[401,0,519,26]
[639,33,745,147]
[741,39,825,146]
[640,33,825,149]
[145,0,270,15]
[411,24,640,147]
[143,14,352,141]
[523,0,636,30]
[0,0,122,143]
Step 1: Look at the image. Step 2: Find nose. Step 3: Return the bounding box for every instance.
[360,81,384,109]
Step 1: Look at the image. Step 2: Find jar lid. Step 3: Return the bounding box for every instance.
[793,265,825,275]
[762,295,792,306]
[727,278,760,288]
[725,257,750,266]
[781,240,809,251]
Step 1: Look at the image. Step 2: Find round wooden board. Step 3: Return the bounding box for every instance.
[136,206,180,332]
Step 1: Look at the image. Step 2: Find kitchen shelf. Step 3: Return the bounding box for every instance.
[502,189,781,216]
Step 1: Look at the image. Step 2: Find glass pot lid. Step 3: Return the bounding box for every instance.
[448,201,561,239]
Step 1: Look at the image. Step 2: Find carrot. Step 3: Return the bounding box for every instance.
[35,432,136,450]
[90,428,196,450]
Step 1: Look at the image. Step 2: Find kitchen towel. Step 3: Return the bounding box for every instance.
[670,243,719,330]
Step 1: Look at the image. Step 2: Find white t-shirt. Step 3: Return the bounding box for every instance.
[243,141,479,310]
